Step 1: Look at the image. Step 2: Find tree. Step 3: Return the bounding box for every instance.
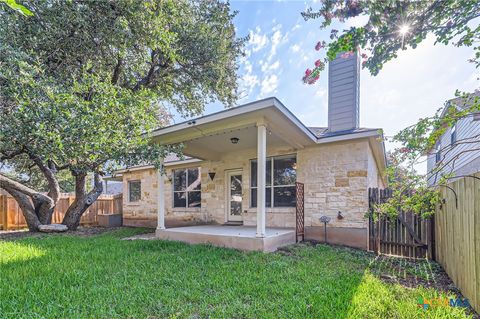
[301,0,480,217]
[0,0,32,16]
[0,0,244,231]
[301,0,480,83]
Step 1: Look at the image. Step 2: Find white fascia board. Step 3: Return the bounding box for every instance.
[114,158,202,174]
[150,97,318,142]
[315,130,380,144]
[151,98,275,137]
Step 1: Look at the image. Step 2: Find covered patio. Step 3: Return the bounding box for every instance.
[151,98,313,251]
[156,225,295,252]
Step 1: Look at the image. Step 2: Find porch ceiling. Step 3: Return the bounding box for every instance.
[150,98,318,160]
[182,125,288,160]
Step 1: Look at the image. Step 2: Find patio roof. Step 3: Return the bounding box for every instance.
[149,97,386,164]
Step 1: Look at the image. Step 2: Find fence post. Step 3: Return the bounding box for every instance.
[1,195,7,230]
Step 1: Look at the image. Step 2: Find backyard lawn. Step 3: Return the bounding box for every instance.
[0,228,473,319]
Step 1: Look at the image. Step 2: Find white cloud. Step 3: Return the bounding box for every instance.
[239,60,259,98]
[248,27,269,52]
[291,44,301,53]
[270,60,280,71]
[270,30,282,56]
[292,24,301,31]
[260,74,279,97]
[260,59,280,72]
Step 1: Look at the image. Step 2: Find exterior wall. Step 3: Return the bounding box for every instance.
[122,163,209,228]
[121,138,384,250]
[427,114,480,185]
[367,143,386,190]
[328,51,360,132]
[298,140,374,249]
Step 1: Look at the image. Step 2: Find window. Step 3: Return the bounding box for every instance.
[173,167,201,208]
[450,124,457,145]
[474,113,480,121]
[251,155,296,208]
[128,180,141,202]
[435,145,441,163]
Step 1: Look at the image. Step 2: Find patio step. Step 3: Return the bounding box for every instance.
[223,221,244,226]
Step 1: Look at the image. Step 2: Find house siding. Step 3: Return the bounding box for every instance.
[328,52,360,132]
[121,138,382,250]
[427,114,480,185]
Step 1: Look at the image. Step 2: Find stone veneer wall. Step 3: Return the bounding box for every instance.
[298,140,371,229]
[122,138,384,250]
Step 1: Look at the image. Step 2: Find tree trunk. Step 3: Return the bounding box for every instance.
[62,173,103,230]
[7,189,42,231]
[30,157,61,224]
[0,173,54,231]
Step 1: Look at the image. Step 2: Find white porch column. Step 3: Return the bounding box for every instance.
[157,159,166,230]
[256,123,267,238]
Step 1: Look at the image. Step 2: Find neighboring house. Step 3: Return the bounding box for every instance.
[427,92,480,185]
[116,52,387,251]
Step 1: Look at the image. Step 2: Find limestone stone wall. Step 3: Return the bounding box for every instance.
[122,138,382,232]
[297,140,371,229]
[367,143,386,189]
[123,164,208,227]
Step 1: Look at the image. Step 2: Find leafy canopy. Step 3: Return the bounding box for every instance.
[301,0,480,83]
[0,0,244,176]
[301,0,480,218]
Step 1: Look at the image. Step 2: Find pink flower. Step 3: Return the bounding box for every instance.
[315,41,325,51]
[362,60,367,67]
[315,59,322,67]
[305,68,312,76]
[341,51,354,59]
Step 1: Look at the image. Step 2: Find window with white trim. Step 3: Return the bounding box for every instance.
[128,180,141,202]
[250,155,296,208]
[173,168,201,208]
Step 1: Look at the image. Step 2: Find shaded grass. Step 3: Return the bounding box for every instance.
[0,228,472,318]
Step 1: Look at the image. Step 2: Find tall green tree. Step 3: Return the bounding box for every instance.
[301,0,480,82]
[0,0,244,231]
[301,0,479,217]
[0,0,32,16]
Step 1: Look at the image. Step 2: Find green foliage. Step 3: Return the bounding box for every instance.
[374,152,440,220]
[301,1,480,218]
[0,0,244,184]
[0,0,32,16]
[0,230,470,318]
[2,163,76,193]
[302,0,480,82]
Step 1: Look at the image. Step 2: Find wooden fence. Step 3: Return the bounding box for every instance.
[0,193,123,230]
[435,173,480,313]
[368,188,434,259]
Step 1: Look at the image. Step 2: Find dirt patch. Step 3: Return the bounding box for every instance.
[368,255,478,318]
[0,226,129,241]
[285,241,478,318]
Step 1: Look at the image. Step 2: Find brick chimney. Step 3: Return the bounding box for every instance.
[327,51,360,132]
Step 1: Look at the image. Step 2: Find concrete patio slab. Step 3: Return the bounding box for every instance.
[154,225,296,252]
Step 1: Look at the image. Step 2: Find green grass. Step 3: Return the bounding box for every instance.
[0,228,472,318]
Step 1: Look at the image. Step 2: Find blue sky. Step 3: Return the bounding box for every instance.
[173,1,479,172]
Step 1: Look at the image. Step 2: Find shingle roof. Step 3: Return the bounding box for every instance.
[308,127,381,139]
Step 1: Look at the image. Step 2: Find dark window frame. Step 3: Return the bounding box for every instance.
[435,145,441,163]
[450,124,457,145]
[128,180,141,202]
[172,167,201,208]
[250,154,297,208]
